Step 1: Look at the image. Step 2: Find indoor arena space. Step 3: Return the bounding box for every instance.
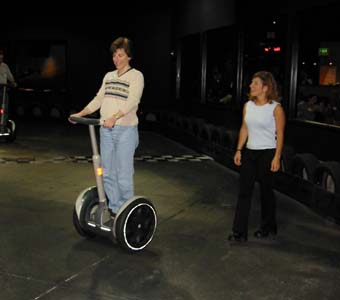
[2,1,340,299]
[1,120,340,300]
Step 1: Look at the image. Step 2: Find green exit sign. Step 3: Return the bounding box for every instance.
[319,48,329,56]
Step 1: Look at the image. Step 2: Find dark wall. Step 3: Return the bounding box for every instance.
[170,0,237,125]
[132,10,173,109]
[174,0,235,37]
[1,15,108,107]
[171,0,340,161]
[286,121,340,161]
[1,10,173,110]
[237,0,338,16]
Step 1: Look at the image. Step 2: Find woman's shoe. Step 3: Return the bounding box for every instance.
[228,232,248,242]
[253,228,277,238]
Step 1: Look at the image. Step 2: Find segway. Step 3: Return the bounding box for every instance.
[0,84,16,142]
[70,116,157,252]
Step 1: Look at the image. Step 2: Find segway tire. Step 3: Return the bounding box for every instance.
[5,120,16,142]
[115,198,157,252]
[73,191,100,238]
[73,208,96,238]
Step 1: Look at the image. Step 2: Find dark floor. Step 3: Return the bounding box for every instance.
[1,120,340,300]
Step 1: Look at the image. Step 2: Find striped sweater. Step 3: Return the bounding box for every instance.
[86,68,144,126]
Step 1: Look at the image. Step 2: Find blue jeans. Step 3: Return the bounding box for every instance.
[100,125,139,213]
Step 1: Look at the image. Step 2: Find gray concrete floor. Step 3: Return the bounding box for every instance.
[1,120,340,300]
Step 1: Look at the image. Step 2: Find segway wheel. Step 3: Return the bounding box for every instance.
[73,189,100,238]
[115,198,157,252]
[73,208,96,238]
[5,120,16,143]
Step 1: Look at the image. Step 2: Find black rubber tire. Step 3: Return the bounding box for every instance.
[182,117,192,132]
[115,198,157,252]
[31,103,48,119]
[200,124,212,141]
[280,145,295,174]
[190,118,204,137]
[73,208,95,238]
[72,189,99,238]
[314,161,340,194]
[292,153,319,182]
[49,105,64,120]
[210,126,221,145]
[5,120,16,143]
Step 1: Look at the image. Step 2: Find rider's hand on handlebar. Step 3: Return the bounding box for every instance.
[8,81,17,88]
[69,112,83,124]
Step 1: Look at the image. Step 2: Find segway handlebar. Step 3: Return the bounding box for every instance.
[69,116,103,126]
[0,83,12,92]
[0,83,17,89]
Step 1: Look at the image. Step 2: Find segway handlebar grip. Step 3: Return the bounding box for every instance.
[0,83,16,89]
[69,116,103,126]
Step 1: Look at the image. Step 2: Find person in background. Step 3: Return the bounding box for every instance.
[0,49,17,87]
[228,71,286,242]
[0,49,17,120]
[297,94,320,121]
[69,37,144,218]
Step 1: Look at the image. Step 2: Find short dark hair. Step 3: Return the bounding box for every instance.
[110,37,133,58]
[0,49,4,56]
[250,71,279,102]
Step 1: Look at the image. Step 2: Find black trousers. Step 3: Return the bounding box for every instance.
[232,148,277,236]
[0,89,9,127]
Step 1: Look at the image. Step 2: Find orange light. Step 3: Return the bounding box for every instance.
[264,47,270,52]
[97,167,103,176]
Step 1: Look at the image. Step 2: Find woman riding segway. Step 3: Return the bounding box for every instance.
[69,37,157,252]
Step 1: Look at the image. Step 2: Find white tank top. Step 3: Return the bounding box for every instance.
[244,100,279,150]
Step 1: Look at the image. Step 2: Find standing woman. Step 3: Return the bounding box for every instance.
[70,37,144,217]
[228,71,285,242]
